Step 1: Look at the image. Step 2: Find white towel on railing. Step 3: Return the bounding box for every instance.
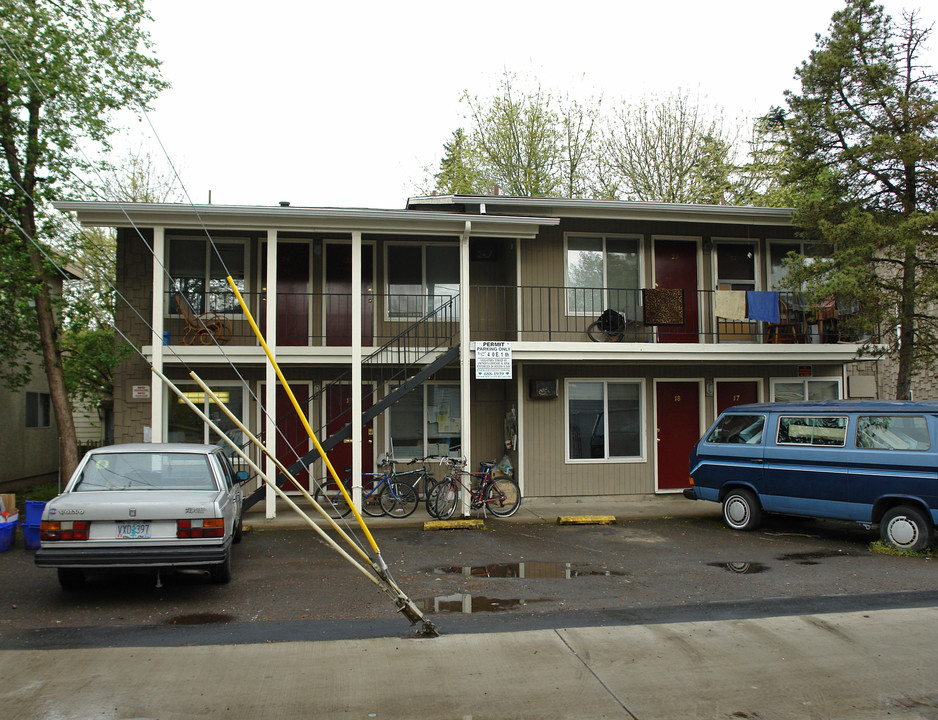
[714,290,747,320]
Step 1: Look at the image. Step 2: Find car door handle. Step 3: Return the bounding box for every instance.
[749,458,764,463]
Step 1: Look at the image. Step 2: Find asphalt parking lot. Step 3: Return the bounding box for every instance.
[4,502,938,719]
[2,502,936,644]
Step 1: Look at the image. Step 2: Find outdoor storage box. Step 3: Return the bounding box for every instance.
[0,520,17,552]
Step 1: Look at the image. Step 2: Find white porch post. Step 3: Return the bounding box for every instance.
[351,231,363,509]
[265,230,278,518]
[459,222,472,516]
[150,226,165,443]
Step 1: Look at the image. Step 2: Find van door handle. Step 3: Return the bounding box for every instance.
[749,458,763,463]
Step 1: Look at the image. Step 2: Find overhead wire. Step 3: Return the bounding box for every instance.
[1,7,437,634]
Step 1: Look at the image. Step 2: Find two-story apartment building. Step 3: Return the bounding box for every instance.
[55,196,875,516]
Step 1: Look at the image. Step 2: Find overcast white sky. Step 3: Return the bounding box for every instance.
[121,0,936,209]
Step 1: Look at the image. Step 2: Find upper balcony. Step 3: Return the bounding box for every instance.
[160,285,871,358]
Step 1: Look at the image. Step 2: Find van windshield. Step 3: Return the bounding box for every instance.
[706,415,765,444]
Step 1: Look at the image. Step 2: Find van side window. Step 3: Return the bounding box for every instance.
[856,415,930,451]
[706,415,765,444]
[777,416,847,446]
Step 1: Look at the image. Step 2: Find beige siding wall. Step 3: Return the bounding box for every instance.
[518,362,848,498]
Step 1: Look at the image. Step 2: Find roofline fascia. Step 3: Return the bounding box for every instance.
[52,201,559,239]
[406,195,795,227]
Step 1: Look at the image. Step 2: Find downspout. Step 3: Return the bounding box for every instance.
[459,220,472,516]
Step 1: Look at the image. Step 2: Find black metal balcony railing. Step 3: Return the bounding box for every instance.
[163,290,459,347]
[469,286,874,345]
[163,287,872,348]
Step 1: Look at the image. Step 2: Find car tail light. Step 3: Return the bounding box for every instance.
[177,518,225,538]
[40,521,90,541]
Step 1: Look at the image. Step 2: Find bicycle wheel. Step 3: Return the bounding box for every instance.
[380,481,419,518]
[484,476,521,517]
[361,479,387,517]
[313,479,352,519]
[427,480,459,520]
[586,320,623,342]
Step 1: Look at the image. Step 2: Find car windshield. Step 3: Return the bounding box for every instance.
[73,452,219,492]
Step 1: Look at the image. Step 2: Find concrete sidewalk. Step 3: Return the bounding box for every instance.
[4,606,936,719]
[244,491,717,531]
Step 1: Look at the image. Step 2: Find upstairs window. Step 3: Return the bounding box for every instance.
[169,238,246,314]
[386,244,460,320]
[566,235,640,319]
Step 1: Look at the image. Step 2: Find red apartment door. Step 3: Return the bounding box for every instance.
[260,243,310,346]
[325,244,374,346]
[653,239,699,342]
[655,381,701,490]
[260,384,311,491]
[716,380,759,415]
[325,384,374,478]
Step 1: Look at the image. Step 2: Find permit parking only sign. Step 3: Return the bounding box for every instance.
[475,341,512,379]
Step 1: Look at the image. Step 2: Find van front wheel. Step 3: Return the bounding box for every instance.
[880,506,933,552]
[722,489,762,531]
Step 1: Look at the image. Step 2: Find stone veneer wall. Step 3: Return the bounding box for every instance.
[113,228,155,444]
[876,354,938,400]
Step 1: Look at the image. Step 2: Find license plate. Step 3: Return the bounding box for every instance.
[116,522,150,539]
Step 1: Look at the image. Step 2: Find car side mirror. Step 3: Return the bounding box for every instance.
[235,471,249,483]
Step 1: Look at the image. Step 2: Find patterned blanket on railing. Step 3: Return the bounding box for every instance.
[642,288,684,326]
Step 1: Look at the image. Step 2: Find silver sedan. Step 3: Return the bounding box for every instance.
[35,443,244,590]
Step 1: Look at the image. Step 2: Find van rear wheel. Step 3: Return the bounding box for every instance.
[722,489,762,531]
[880,506,932,552]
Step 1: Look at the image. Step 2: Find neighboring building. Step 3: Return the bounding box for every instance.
[0,365,61,489]
[56,196,875,515]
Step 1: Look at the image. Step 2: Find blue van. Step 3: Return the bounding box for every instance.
[685,401,938,551]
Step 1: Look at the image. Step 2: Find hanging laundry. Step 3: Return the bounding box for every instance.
[746,291,780,324]
[714,290,747,320]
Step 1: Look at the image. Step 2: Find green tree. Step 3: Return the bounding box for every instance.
[781,0,938,399]
[61,150,180,409]
[433,128,489,195]
[462,74,565,197]
[597,90,741,203]
[0,0,167,478]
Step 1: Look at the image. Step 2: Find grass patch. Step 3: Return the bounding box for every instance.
[21,482,61,502]
[868,540,935,558]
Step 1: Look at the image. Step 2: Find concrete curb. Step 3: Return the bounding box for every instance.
[423,519,485,531]
[556,515,616,525]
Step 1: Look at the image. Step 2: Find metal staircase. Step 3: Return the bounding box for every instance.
[243,295,459,510]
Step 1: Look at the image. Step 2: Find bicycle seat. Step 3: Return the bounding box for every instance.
[480,460,496,469]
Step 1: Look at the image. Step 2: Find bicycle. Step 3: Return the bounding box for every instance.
[313,457,418,519]
[587,308,626,342]
[425,457,521,520]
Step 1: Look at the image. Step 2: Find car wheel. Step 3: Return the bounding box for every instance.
[209,551,232,584]
[880,505,933,552]
[57,568,85,591]
[722,488,762,531]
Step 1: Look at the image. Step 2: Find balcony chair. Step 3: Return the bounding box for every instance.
[174,292,232,345]
[763,298,803,344]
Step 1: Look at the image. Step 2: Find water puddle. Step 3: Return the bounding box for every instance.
[427,561,625,579]
[163,612,234,625]
[415,594,551,614]
[708,562,769,574]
